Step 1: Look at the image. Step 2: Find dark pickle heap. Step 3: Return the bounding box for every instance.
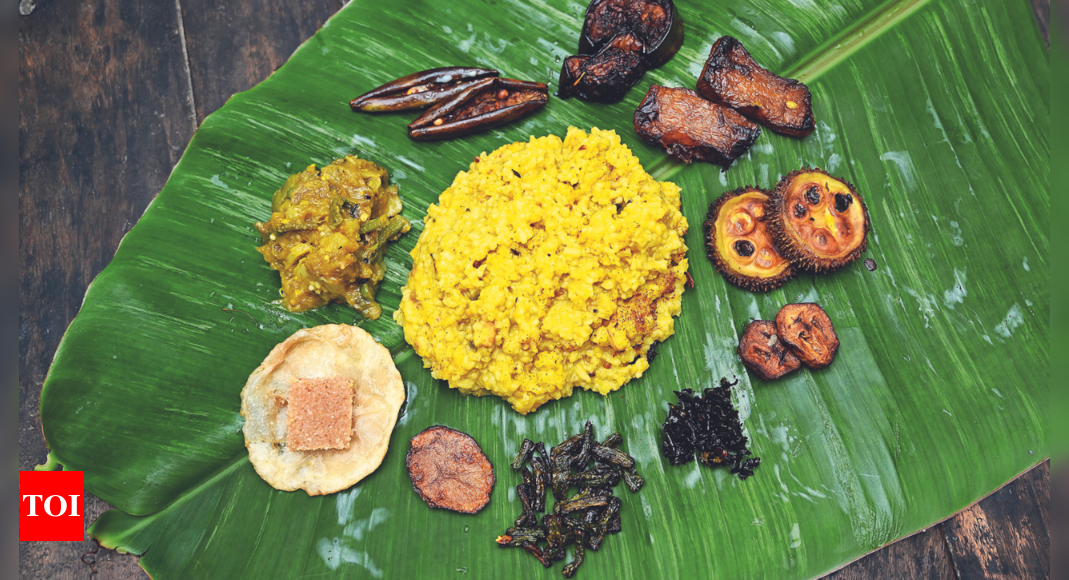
[496,422,643,578]
[661,378,761,480]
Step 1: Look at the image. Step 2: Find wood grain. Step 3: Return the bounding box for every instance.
[823,524,956,580]
[19,0,196,576]
[179,0,341,122]
[943,461,1050,580]
[17,0,1049,578]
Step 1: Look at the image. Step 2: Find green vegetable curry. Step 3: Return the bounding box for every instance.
[255,155,410,319]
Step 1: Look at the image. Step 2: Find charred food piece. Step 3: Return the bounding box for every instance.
[768,168,871,272]
[738,320,802,380]
[579,0,684,68]
[704,187,795,292]
[697,37,814,137]
[634,85,761,166]
[559,33,648,103]
[408,77,549,141]
[775,303,839,369]
[407,426,495,514]
[661,379,761,479]
[351,67,499,112]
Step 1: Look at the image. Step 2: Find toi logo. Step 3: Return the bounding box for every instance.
[20,471,85,541]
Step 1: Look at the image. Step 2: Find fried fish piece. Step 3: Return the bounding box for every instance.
[634,85,761,166]
[697,36,814,137]
[775,303,839,369]
[407,426,495,514]
[737,320,801,380]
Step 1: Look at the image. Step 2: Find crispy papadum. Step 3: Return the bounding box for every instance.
[241,324,405,495]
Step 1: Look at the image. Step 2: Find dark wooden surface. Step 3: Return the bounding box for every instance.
[18,1,1050,579]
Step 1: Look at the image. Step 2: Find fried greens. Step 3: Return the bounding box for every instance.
[661,378,761,479]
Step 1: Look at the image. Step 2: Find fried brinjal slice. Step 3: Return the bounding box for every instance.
[351,67,499,112]
[775,303,839,369]
[559,33,648,103]
[407,426,495,514]
[697,37,814,137]
[768,168,870,272]
[634,85,761,165]
[738,320,801,380]
[408,77,549,141]
[579,0,683,67]
[704,187,795,292]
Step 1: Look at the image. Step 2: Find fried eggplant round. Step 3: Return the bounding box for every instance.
[768,168,870,272]
[704,187,795,292]
[737,320,801,380]
[407,426,495,514]
[775,303,839,369]
[578,0,683,68]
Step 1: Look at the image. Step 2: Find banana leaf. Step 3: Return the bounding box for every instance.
[39,0,1047,578]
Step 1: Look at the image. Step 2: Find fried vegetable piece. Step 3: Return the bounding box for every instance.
[634,85,761,166]
[697,37,814,137]
[775,303,839,369]
[558,33,648,103]
[768,168,871,272]
[350,67,499,112]
[408,77,548,141]
[579,0,684,68]
[704,187,795,292]
[738,320,802,380]
[407,426,495,514]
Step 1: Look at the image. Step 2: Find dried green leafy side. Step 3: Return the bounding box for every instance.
[36,1,1047,579]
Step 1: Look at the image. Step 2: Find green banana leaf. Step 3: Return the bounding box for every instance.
[39,0,1048,578]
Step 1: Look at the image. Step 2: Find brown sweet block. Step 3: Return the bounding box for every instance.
[286,377,354,451]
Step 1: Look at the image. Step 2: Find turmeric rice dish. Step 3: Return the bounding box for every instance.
[395,127,689,414]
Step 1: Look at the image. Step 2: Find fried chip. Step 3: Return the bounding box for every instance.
[241,324,405,495]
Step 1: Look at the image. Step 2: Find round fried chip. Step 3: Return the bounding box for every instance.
[240,324,405,495]
[407,426,494,514]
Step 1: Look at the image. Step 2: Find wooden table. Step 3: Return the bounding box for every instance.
[18,1,1050,578]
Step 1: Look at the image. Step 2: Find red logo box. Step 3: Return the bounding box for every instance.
[20,471,85,541]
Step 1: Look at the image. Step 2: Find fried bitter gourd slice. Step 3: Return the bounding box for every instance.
[768,167,870,272]
[697,36,814,137]
[704,186,795,292]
